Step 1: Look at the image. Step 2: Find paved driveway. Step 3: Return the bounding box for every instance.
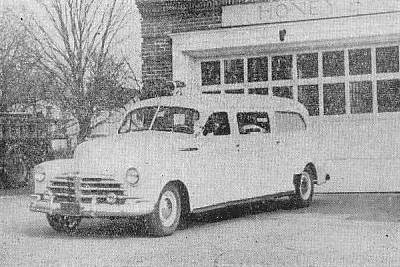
[0,192,399,266]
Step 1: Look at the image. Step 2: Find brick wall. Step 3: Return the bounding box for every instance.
[137,1,223,96]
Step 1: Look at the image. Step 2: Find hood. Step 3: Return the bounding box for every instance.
[74,131,194,175]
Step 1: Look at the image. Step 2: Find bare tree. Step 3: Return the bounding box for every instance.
[28,0,138,143]
[0,10,45,112]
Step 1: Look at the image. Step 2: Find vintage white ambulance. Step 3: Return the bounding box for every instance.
[30,94,330,236]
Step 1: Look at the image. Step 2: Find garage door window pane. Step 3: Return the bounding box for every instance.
[224,59,244,84]
[377,79,400,112]
[350,81,373,114]
[248,57,268,82]
[323,83,346,115]
[376,46,399,73]
[225,89,245,94]
[272,55,292,80]
[298,85,319,116]
[273,86,293,99]
[349,48,371,75]
[297,53,318,79]
[201,61,220,86]
[249,88,268,95]
[323,51,345,77]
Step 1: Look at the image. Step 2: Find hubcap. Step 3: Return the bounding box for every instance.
[300,172,311,200]
[159,191,177,227]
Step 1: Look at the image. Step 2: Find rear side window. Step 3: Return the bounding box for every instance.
[237,112,270,134]
[275,111,306,133]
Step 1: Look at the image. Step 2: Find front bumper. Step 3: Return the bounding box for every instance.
[29,195,155,218]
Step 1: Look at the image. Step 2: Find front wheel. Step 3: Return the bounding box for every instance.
[146,183,182,237]
[46,214,81,233]
[291,170,314,208]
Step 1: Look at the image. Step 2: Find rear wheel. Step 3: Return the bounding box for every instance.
[146,183,182,237]
[291,170,314,208]
[46,214,81,233]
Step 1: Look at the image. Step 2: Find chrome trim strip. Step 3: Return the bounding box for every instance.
[80,181,123,185]
[80,188,127,192]
[52,193,76,197]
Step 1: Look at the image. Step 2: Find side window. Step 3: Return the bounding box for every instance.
[152,106,199,134]
[275,111,306,133]
[203,112,231,136]
[237,112,270,134]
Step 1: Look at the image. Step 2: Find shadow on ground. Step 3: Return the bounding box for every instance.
[187,197,296,227]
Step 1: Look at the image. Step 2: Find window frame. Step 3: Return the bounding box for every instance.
[198,43,400,117]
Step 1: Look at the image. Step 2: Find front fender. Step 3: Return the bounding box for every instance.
[130,161,186,209]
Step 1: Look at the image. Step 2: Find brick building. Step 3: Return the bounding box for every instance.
[137,0,400,193]
[137,0,229,93]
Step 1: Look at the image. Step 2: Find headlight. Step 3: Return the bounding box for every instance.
[34,166,46,182]
[43,189,52,201]
[125,167,139,186]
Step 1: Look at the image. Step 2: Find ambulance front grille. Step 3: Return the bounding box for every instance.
[47,174,126,204]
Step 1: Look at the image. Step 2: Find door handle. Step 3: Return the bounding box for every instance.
[235,144,240,152]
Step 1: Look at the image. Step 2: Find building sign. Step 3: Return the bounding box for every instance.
[222,0,400,27]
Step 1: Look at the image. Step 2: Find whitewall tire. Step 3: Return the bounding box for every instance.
[292,170,314,208]
[147,183,182,237]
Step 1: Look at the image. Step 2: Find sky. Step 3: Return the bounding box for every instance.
[0,0,143,81]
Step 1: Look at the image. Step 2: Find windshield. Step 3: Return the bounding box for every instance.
[119,106,157,134]
[119,106,199,134]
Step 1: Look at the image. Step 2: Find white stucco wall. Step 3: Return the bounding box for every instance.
[169,6,400,192]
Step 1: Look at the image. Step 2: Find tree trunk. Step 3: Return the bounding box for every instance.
[77,116,92,145]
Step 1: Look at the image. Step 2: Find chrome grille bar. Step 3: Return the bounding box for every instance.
[47,173,126,204]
